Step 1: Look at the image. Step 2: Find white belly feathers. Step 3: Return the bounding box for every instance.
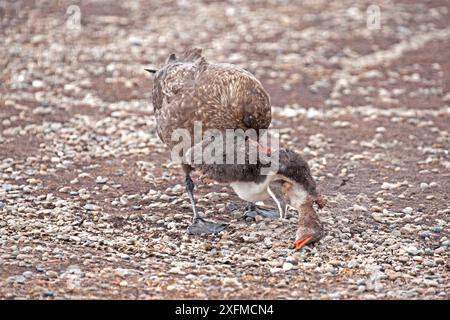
[229,176,273,202]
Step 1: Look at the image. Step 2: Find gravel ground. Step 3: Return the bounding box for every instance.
[0,0,449,299]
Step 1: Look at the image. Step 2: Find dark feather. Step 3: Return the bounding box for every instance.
[279,149,317,196]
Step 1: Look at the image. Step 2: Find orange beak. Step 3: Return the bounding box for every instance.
[293,235,314,251]
[292,195,325,251]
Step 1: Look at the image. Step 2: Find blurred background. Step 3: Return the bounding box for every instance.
[2,0,448,109]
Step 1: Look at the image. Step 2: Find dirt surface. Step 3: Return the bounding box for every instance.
[0,0,449,299]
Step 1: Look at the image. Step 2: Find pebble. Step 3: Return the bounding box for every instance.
[84,204,95,211]
[402,207,413,214]
[418,231,431,238]
[32,80,44,88]
[302,263,316,269]
[371,213,385,223]
[352,205,367,212]
[96,176,109,184]
[46,271,58,278]
[405,245,420,255]
[118,253,130,260]
[270,268,282,274]
[431,226,442,233]
[263,238,273,248]
[58,187,71,193]
[419,183,429,191]
[381,182,400,190]
[423,260,436,267]
[70,236,81,242]
[282,262,294,271]
[14,275,26,284]
[2,184,13,192]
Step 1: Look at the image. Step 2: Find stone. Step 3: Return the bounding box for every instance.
[96,176,109,184]
[402,207,413,214]
[352,204,367,212]
[46,270,58,278]
[419,183,429,191]
[405,245,420,255]
[282,262,294,271]
[381,182,400,190]
[371,213,385,223]
[84,204,95,211]
[2,184,13,192]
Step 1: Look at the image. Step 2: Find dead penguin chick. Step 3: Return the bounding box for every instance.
[186,135,325,249]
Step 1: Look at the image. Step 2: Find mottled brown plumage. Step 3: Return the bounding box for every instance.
[151,48,271,147]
